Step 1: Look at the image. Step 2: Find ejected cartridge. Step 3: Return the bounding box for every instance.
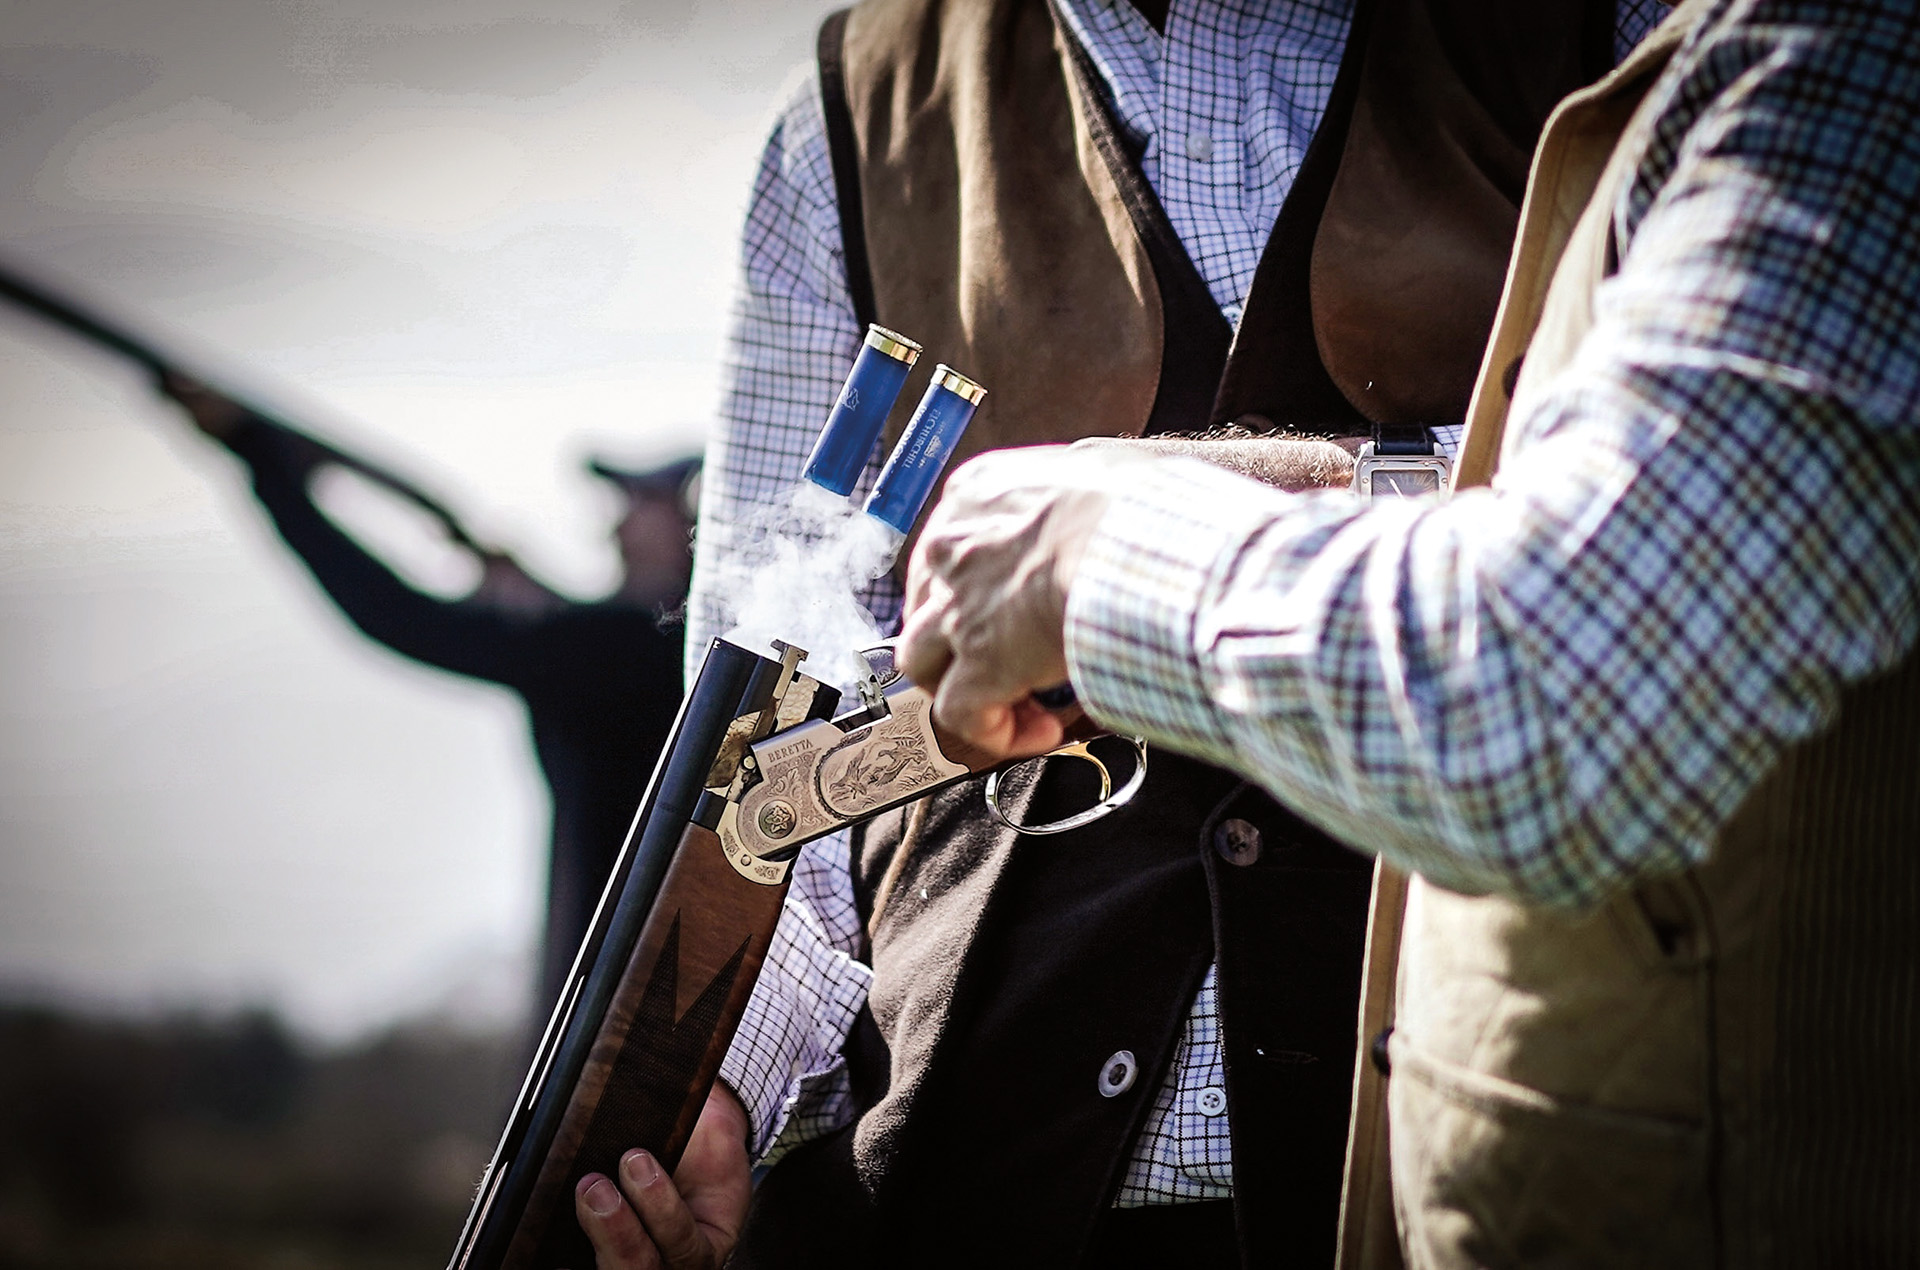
[802,324,922,497]
[863,365,987,538]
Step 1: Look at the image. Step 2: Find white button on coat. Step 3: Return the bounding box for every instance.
[1098,1050,1138,1098]
[1183,133,1214,162]
[1195,1086,1228,1117]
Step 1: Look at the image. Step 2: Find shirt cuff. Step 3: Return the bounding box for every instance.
[717,894,873,1161]
[1064,458,1285,758]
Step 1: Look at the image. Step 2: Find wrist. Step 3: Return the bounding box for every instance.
[708,1080,752,1150]
[1071,433,1358,490]
[1045,489,1111,630]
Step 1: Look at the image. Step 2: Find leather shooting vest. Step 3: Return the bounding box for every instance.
[733,2,1620,1267]
[1339,4,1920,1266]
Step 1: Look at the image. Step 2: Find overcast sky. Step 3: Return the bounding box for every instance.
[0,0,833,1043]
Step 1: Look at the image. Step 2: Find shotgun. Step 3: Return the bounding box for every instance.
[447,330,1152,1267]
[0,256,488,554]
[449,636,1143,1268]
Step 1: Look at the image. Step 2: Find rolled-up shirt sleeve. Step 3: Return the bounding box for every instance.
[1065,3,1920,907]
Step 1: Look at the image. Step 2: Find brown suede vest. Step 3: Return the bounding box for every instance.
[1362,4,1920,1266]
[734,3,1619,1268]
[835,0,1618,569]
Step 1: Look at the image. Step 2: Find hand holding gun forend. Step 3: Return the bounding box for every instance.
[449,329,1145,1270]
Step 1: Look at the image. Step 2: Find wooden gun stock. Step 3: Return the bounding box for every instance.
[505,822,787,1267]
[448,639,810,1270]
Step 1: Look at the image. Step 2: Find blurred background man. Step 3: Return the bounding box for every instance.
[163,374,697,1012]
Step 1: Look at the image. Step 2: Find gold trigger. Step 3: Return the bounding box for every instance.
[1044,742,1112,801]
[982,737,1148,836]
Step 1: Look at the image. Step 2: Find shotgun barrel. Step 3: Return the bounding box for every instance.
[449,340,1131,1266]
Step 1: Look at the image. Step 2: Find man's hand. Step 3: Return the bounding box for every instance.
[157,371,251,440]
[900,433,1350,758]
[572,1083,752,1270]
[899,446,1124,760]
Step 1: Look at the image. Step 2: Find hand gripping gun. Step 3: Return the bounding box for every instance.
[450,329,1145,1269]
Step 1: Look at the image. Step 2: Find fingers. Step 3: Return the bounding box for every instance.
[616,1150,712,1270]
[1006,696,1071,755]
[575,1172,661,1270]
[670,1085,752,1264]
[899,588,1018,750]
[896,448,1123,756]
[901,561,1067,758]
[897,597,955,692]
[900,537,952,689]
[933,659,1067,760]
[903,536,935,616]
[573,1148,718,1270]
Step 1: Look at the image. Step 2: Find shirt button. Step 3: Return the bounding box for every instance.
[1183,133,1214,162]
[1195,1086,1227,1117]
[1213,817,1263,867]
[1098,1050,1137,1098]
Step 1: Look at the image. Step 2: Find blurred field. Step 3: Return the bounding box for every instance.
[0,1005,524,1269]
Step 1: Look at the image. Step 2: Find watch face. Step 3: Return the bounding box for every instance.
[1367,466,1443,498]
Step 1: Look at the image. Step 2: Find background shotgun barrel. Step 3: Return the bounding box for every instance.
[0,255,488,554]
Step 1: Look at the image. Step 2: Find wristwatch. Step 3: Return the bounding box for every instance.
[1351,424,1451,501]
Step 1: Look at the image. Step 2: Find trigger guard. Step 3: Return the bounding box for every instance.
[983,738,1149,836]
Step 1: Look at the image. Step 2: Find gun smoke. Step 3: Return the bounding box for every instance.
[709,338,983,697]
[714,482,901,695]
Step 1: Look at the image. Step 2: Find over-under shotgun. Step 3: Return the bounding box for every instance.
[448,637,1140,1268]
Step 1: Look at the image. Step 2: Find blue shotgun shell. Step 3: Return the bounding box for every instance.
[862,365,987,536]
[802,325,922,497]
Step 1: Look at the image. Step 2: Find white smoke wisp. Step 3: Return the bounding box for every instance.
[715,482,904,696]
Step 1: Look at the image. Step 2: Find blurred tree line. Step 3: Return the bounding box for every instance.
[0,1006,521,1269]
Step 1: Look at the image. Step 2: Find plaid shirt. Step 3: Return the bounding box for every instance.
[698,0,1669,1206]
[1068,0,1920,910]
